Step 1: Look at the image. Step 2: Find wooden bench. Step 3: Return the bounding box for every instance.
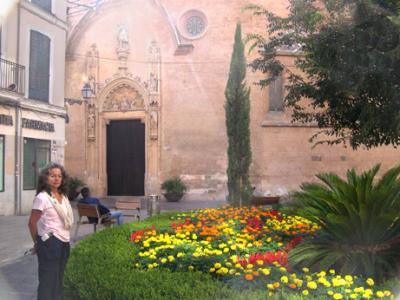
[115,199,141,221]
[251,196,280,206]
[73,203,116,240]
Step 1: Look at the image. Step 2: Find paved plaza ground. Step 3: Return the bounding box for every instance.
[0,197,227,300]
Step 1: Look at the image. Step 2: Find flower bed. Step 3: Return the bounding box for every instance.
[131,207,396,299]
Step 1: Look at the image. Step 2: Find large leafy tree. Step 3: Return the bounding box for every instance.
[246,0,400,149]
[225,22,252,206]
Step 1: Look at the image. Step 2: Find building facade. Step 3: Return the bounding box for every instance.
[0,0,67,215]
[64,0,399,201]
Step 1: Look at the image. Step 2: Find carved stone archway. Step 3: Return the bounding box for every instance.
[85,77,160,196]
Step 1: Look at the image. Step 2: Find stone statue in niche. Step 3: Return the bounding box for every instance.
[86,44,99,94]
[148,40,160,61]
[150,111,158,129]
[87,105,96,140]
[117,25,129,51]
[150,110,158,140]
[149,73,158,93]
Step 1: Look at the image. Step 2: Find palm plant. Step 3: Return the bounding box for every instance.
[287,165,400,281]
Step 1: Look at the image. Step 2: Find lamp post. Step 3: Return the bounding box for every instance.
[81,82,93,100]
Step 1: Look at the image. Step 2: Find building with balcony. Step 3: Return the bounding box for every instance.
[0,0,67,215]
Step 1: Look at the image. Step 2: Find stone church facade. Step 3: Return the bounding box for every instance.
[64,0,399,200]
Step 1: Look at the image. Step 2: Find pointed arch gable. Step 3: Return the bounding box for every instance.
[66,0,187,56]
[98,77,149,113]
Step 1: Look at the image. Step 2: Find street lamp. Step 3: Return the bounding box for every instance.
[81,83,93,100]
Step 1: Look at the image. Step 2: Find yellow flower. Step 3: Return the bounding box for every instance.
[345,275,353,282]
[366,278,374,286]
[302,267,310,273]
[350,294,357,299]
[333,293,343,299]
[302,290,309,296]
[246,264,254,269]
[354,287,364,293]
[307,281,317,290]
[160,258,167,263]
[329,269,336,275]
[188,266,194,271]
[214,262,222,269]
[281,276,289,284]
[376,291,385,298]
[327,291,334,296]
[317,271,326,277]
[295,279,303,287]
[261,268,270,276]
[267,284,274,290]
[383,291,391,296]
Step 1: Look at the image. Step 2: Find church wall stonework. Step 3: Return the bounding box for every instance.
[65,0,399,200]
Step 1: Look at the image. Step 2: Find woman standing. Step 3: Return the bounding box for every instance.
[28,162,74,300]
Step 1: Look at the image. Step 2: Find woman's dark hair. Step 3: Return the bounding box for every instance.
[36,162,69,196]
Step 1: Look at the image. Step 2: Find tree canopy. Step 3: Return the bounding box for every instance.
[246,0,400,149]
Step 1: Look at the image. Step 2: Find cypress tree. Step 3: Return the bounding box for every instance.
[225,22,252,207]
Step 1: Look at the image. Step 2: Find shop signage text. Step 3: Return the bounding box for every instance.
[22,118,55,132]
[0,114,13,126]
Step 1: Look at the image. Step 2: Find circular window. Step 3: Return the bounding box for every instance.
[178,10,208,40]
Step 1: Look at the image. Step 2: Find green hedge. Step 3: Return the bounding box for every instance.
[63,213,321,300]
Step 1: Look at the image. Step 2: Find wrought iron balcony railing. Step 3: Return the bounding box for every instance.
[0,58,25,95]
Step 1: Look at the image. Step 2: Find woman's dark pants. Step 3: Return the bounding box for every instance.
[36,235,70,300]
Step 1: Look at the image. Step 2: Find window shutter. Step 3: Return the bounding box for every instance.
[268,75,284,112]
[31,0,52,13]
[29,30,50,102]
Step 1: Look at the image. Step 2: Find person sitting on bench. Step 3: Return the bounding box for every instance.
[79,187,124,225]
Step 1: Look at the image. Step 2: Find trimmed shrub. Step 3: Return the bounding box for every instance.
[64,213,267,300]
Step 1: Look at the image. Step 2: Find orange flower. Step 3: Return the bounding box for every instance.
[245,274,254,281]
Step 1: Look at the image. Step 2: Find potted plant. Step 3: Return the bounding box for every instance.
[67,176,85,201]
[161,178,187,202]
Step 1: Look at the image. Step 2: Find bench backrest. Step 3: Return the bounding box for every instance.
[115,200,140,210]
[77,203,100,218]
